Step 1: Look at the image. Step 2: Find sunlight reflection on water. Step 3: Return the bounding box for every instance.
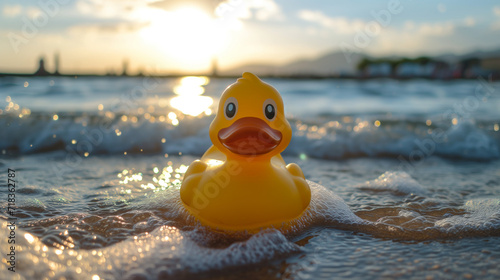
[170,76,213,116]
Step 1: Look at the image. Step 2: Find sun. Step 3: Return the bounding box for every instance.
[139,7,227,70]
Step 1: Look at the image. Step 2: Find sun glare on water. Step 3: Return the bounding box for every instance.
[170,76,213,116]
[140,7,227,67]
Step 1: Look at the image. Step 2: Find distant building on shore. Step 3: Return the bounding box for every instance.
[34,57,50,76]
[357,56,500,80]
[481,57,500,73]
[33,53,61,76]
[54,52,60,75]
[121,59,129,76]
[211,57,219,77]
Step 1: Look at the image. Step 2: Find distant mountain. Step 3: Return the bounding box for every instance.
[222,47,500,77]
[222,51,364,76]
[434,48,500,63]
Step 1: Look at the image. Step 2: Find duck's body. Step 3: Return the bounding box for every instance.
[180,72,311,231]
[181,146,310,230]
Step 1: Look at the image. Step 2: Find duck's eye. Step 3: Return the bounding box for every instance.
[265,104,275,119]
[226,103,236,118]
[263,99,277,121]
[223,97,238,120]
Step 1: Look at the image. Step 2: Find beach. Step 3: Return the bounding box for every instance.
[1,76,500,279]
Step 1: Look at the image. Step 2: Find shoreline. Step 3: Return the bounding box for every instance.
[0,72,498,81]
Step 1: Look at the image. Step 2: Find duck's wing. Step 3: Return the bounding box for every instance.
[201,145,227,162]
[271,154,286,166]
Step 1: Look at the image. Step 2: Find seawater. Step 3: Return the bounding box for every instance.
[0,76,499,279]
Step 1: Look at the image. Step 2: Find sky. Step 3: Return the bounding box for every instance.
[1,0,500,75]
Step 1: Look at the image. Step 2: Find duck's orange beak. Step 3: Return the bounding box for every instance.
[218,117,282,156]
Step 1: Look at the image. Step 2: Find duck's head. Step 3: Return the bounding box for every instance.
[209,72,292,159]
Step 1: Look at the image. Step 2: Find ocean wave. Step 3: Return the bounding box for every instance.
[1,112,499,161]
[3,179,500,280]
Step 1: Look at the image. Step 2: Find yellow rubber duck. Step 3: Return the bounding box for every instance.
[180,72,311,231]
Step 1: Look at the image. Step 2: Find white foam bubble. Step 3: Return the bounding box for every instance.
[134,180,364,233]
[1,220,300,280]
[356,171,428,196]
[302,180,365,225]
[1,180,365,279]
[435,198,500,233]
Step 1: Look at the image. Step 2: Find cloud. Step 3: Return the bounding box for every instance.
[437,3,446,13]
[402,20,455,36]
[492,6,500,30]
[2,5,22,17]
[464,17,475,27]
[149,0,221,14]
[26,7,43,18]
[150,0,284,21]
[406,18,479,36]
[247,0,283,21]
[76,0,151,18]
[416,22,454,36]
[298,10,365,34]
[218,0,283,21]
[494,6,500,17]
[368,19,495,57]
[2,5,42,18]
[68,21,150,34]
